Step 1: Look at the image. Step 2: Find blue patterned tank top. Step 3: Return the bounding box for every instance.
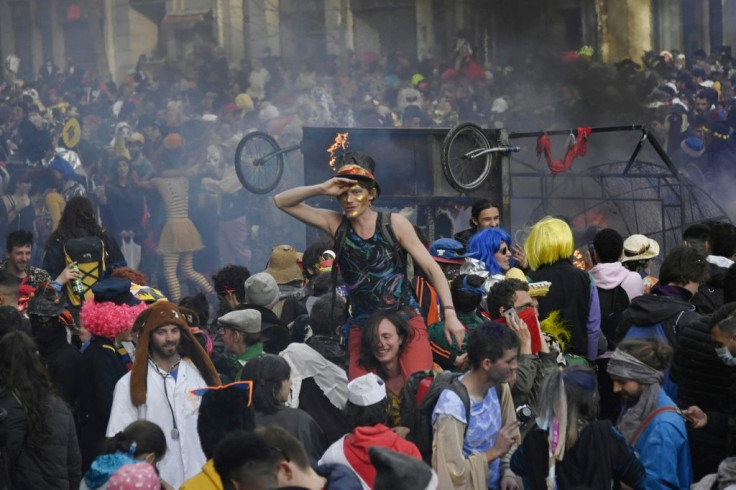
[336,212,417,323]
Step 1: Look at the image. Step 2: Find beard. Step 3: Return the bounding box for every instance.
[150,339,179,361]
[621,386,644,407]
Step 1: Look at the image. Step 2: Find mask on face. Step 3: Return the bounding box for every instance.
[715,346,736,367]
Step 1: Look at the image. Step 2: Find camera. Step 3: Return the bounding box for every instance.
[515,404,535,427]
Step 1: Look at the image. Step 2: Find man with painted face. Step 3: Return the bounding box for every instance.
[274,151,465,380]
[107,301,221,488]
[607,338,692,489]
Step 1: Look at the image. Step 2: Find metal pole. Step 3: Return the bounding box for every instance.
[499,128,511,228]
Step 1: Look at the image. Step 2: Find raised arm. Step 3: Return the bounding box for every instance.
[273,177,356,235]
[391,213,466,347]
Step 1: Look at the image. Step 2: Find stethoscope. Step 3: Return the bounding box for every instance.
[149,356,181,440]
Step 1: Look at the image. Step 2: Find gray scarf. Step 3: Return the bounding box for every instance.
[606,350,663,444]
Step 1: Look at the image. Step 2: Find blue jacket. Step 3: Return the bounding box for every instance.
[634,390,692,490]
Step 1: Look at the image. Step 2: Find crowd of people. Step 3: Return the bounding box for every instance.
[0,36,734,490]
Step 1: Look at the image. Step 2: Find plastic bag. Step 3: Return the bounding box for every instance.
[121,237,141,270]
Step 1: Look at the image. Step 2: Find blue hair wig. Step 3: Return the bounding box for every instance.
[467,228,513,274]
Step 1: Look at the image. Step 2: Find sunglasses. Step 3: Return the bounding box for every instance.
[190,380,253,407]
[498,246,509,255]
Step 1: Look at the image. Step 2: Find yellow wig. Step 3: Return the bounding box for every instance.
[524,216,575,271]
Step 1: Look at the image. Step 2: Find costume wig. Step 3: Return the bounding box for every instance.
[467,227,513,274]
[525,217,575,271]
[80,298,147,339]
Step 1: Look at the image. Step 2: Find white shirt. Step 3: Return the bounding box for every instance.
[107,359,208,489]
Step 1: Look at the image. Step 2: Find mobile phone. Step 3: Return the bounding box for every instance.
[503,307,519,324]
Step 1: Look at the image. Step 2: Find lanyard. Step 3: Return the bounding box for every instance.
[149,357,181,439]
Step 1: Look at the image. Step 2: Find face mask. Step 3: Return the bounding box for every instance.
[715,346,736,367]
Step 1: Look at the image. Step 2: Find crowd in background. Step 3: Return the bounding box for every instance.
[1,38,736,285]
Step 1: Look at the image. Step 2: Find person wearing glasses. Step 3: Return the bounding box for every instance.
[467,228,515,278]
[107,301,220,489]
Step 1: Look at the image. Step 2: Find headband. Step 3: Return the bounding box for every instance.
[607,349,663,385]
[336,163,376,181]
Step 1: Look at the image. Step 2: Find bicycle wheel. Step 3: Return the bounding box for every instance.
[234,131,284,194]
[441,122,493,192]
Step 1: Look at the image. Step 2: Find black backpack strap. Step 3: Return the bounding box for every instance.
[379,211,417,307]
[330,216,349,322]
[446,377,471,439]
[380,211,405,271]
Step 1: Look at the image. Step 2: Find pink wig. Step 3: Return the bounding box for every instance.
[80,299,148,339]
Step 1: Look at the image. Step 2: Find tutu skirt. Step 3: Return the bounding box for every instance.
[157,218,204,254]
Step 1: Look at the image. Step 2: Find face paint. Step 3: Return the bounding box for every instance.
[338,184,371,218]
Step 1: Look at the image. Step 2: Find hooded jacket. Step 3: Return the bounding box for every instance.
[615,285,701,347]
[319,424,422,489]
[691,262,728,314]
[589,262,643,301]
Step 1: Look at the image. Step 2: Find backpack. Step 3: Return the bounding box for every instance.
[400,370,471,464]
[413,275,441,326]
[63,236,106,306]
[597,285,630,346]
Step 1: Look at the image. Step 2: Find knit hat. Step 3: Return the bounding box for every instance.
[347,373,386,406]
[244,273,280,309]
[265,245,303,284]
[218,309,262,334]
[429,238,472,264]
[680,137,705,158]
[107,462,160,490]
[80,278,147,339]
[83,453,136,489]
[130,301,220,406]
[621,234,660,262]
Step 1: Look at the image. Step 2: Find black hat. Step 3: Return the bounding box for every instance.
[335,151,381,197]
[92,278,141,306]
[28,285,67,317]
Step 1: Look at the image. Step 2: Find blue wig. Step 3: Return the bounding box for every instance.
[467,228,513,274]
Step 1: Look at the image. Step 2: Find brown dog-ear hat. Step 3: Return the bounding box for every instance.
[130,300,220,406]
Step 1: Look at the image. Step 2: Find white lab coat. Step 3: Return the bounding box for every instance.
[107,359,207,489]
